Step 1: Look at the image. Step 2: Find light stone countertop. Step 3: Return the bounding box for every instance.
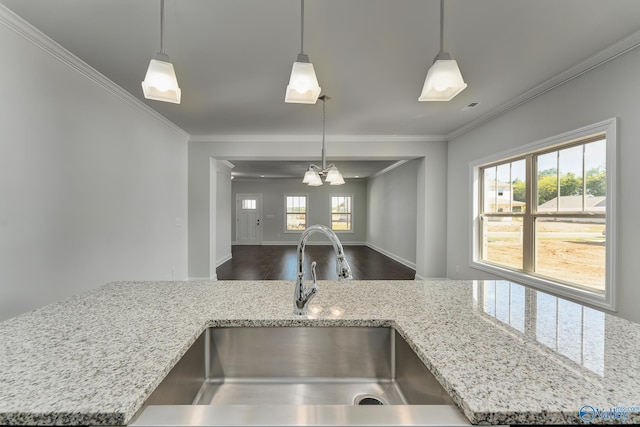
[0,279,639,425]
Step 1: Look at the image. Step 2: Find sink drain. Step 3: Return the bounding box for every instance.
[354,394,386,405]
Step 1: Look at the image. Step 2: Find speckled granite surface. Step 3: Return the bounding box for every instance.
[1,279,639,425]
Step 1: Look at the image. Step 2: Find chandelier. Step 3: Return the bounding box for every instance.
[302,95,345,186]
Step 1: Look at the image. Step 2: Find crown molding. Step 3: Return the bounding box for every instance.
[219,160,235,169]
[447,29,640,141]
[370,160,409,178]
[189,134,446,143]
[0,4,190,140]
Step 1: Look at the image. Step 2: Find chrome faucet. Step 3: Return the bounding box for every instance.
[293,224,353,315]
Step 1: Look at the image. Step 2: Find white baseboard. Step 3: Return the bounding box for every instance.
[365,242,417,271]
[257,241,298,246]
[256,241,367,246]
[414,274,448,281]
[188,277,212,281]
[216,253,232,267]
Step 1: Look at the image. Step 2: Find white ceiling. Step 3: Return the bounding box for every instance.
[3,0,640,178]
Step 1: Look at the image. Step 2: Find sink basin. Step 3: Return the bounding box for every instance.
[130,327,470,426]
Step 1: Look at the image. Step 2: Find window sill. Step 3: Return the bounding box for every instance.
[470,261,615,312]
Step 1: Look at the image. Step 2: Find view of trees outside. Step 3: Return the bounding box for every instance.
[510,167,606,206]
[482,139,606,292]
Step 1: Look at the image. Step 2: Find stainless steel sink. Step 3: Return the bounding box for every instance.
[130,327,470,426]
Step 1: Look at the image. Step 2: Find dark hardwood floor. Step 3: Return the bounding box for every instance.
[216,245,416,280]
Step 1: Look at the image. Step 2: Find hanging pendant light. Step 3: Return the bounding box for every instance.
[419,0,467,102]
[142,0,181,104]
[285,0,321,104]
[302,96,344,186]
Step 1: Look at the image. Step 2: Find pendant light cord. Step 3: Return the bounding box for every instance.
[160,0,165,53]
[300,0,305,54]
[439,0,444,53]
[321,94,326,170]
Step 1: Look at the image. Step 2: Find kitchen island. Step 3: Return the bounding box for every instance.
[0,279,639,425]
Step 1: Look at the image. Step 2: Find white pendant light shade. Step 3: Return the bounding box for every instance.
[142,53,181,104]
[419,56,467,102]
[285,55,321,104]
[286,0,322,104]
[325,167,344,185]
[329,174,345,185]
[418,0,467,102]
[307,170,323,186]
[303,168,322,185]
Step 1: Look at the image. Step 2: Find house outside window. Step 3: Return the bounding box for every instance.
[285,195,307,231]
[471,119,617,311]
[331,194,353,232]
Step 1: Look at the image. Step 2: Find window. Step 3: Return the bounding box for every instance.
[241,199,256,210]
[472,119,616,311]
[285,195,307,231]
[331,194,353,232]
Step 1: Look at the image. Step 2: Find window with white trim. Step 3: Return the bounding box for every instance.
[472,119,616,311]
[285,195,307,231]
[331,194,353,232]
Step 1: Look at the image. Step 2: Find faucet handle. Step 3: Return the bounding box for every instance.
[336,256,353,280]
[310,261,317,285]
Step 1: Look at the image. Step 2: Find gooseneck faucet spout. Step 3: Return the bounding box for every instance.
[293,224,353,316]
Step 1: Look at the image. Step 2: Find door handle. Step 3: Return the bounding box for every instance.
[257,219,260,226]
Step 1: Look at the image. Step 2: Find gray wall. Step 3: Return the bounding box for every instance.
[232,179,368,244]
[446,44,640,322]
[367,160,419,268]
[0,17,189,321]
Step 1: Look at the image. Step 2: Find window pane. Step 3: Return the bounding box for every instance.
[287,213,306,230]
[534,218,605,292]
[481,217,523,270]
[331,196,352,231]
[511,159,526,213]
[286,196,307,230]
[558,145,584,211]
[483,167,497,213]
[242,199,256,210]
[585,139,606,212]
[332,213,351,230]
[537,152,558,210]
[496,163,510,213]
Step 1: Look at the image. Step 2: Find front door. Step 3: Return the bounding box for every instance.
[236,194,262,244]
